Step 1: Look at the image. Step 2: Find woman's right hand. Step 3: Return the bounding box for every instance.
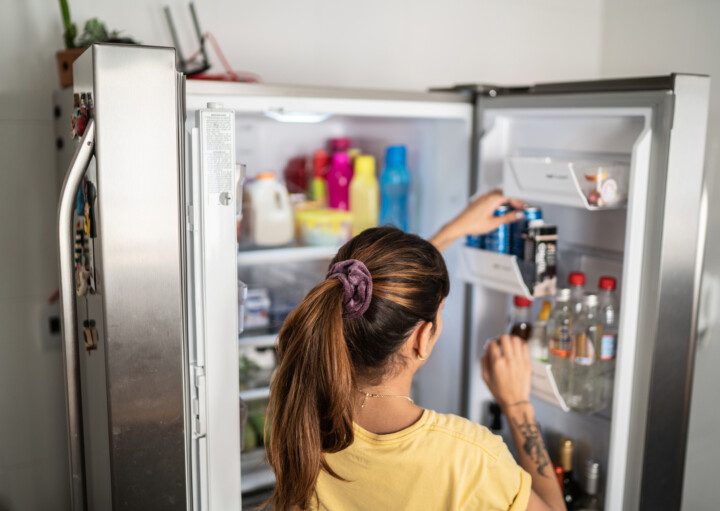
[481,335,532,410]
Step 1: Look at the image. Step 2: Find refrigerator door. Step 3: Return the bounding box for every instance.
[67,44,189,510]
[58,44,240,510]
[467,75,709,510]
[184,99,241,508]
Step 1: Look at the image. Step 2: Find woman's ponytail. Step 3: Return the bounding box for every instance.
[266,278,355,510]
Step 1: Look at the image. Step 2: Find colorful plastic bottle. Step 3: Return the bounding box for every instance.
[326,152,353,210]
[379,145,411,231]
[350,155,379,235]
[309,149,329,205]
[283,155,308,194]
[329,137,351,154]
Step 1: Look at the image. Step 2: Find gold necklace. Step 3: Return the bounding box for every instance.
[358,389,414,408]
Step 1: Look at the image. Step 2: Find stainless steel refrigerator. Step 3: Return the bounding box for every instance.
[56,44,709,510]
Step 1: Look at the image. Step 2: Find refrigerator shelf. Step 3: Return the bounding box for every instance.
[503,156,629,211]
[238,245,339,266]
[240,387,271,401]
[241,448,275,493]
[239,333,277,348]
[530,360,570,412]
[458,246,555,298]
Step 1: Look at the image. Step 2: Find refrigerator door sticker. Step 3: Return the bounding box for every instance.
[199,104,235,205]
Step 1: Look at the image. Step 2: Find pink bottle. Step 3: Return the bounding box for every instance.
[327,152,353,210]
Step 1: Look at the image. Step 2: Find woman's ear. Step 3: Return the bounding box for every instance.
[413,321,435,361]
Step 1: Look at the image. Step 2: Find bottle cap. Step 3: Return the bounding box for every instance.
[568,271,586,286]
[513,295,533,307]
[385,145,407,167]
[598,275,617,291]
[313,149,329,177]
[331,151,350,167]
[560,439,573,472]
[255,171,276,180]
[330,137,351,152]
[583,294,598,307]
[584,459,600,496]
[556,288,571,302]
[354,155,376,177]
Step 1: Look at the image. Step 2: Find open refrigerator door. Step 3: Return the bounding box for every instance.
[460,75,709,510]
[183,95,242,509]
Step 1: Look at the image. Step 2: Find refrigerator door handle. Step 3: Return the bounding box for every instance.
[58,118,95,511]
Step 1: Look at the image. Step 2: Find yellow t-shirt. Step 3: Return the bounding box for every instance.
[313,409,532,510]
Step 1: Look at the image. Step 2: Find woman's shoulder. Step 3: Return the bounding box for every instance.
[424,410,508,462]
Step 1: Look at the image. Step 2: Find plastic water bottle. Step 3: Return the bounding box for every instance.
[379,145,410,231]
[350,155,379,235]
[327,152,353,210]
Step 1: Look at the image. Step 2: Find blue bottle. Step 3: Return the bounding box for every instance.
[380,145,411,231]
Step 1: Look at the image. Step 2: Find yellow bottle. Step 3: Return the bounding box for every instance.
[350,155,379,236]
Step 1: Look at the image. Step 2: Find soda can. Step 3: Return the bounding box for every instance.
[466,235,484,249]
[484,206,510,253]
[511,206,543,258]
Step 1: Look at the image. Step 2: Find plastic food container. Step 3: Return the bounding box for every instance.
[295,209,353,247]
[575,163,628,207]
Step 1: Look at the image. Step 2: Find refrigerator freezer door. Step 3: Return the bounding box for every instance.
[185,104,241,509]
[469,75,709,511]
[67,45,190,510]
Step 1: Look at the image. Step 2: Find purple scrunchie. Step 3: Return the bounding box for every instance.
[326,259,373,319]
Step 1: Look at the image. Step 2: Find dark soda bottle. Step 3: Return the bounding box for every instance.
[509,295,533,340]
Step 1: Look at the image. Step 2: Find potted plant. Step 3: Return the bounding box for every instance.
[56,0,138,88]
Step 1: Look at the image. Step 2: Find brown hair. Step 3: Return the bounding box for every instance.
[266,227,450,509]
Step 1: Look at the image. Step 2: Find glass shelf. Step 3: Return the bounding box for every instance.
[237,245,338,266]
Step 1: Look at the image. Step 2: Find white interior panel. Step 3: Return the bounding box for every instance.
[186,93,473,420]
[468,104,653,505]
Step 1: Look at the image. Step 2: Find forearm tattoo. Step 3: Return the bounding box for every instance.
[511,412,550,477]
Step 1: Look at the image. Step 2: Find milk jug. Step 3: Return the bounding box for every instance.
[244,172,294,246]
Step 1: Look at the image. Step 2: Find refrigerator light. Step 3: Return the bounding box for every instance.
[264,108,331,124]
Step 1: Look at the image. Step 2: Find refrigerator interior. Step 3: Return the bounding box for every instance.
[185,83,473,496]
[465,103,652,506]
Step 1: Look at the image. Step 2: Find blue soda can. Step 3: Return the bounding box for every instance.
[466,235,484,249]
[485,205,510,253]
[511,206,543,258]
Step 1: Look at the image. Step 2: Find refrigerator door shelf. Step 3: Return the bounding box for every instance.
[504,156,629,211]
[531,361,570,412]
[238,245,338,267]
[457,246,555,298]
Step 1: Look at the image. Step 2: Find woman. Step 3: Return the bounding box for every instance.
[266,191,565,510]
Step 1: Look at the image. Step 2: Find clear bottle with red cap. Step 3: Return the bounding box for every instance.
[568,271,586,317]
[508,295,533,341]
[598,275,618,409]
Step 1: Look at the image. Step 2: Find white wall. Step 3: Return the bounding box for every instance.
[1,1,605,509]
[600,1,720,509]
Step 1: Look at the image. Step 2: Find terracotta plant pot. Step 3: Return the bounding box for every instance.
[56,48,86,88]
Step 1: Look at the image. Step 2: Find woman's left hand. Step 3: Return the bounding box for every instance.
[430,190,525,251]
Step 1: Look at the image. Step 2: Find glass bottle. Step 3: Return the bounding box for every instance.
[560,439,580,510]
[568,271,586,317]
[576,459,602,510]
[568,294,603,412]
[508,295,533,340]
[549,288,573,396]
[598,276,618,410]
[529,300,552,362]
